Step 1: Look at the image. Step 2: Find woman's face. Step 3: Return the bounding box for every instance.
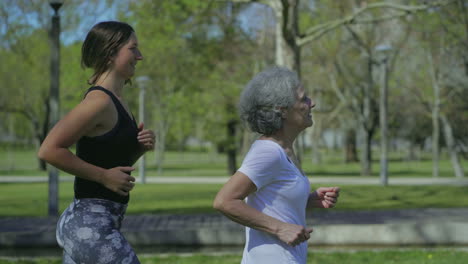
[112,32,143,80]
[282,85,315,132]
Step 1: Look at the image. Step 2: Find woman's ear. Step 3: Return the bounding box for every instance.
[107,54,117,66]
[277,107,287,119]
[274,106,286,118]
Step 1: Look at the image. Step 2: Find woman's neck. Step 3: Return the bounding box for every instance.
[95,71,126,97]
[261,131,306,172]
[260,130,298,151]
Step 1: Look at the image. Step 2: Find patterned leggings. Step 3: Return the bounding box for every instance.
[56,198,140,264]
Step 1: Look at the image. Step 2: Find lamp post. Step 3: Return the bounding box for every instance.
[48,0,63,216]
[136,76,150,184]
[375,44,392,186]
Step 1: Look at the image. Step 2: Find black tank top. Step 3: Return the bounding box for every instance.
[75,86,141,204]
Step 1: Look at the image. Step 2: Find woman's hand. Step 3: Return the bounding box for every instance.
[100,167,136,196]
[276,222,313,247]
[137,123,155,151]
[309,187,340,209]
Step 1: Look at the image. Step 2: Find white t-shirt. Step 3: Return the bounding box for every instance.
[238,140,310,264]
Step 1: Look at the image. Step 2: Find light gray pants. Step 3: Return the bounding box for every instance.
[56,198,140,264]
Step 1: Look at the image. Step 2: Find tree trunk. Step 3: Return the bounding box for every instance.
[407,141,419,161]
[428,52,440,178]
[457,0,468,76]
[361,128,372,176]
[241,129,253,156]
[345,128,359,163]
[154,79,171,176]
[269,0,300,71]
[38,97,51,171]
[226,119,237,175]
[38,147,47,170]
[269,0,304,164]
[440,114,465,178]
[431,88,440,178]
[361,59,375,176]
[155,118,168,175]
[310,115,322,164]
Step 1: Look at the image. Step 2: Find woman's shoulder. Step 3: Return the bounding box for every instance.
[84,86,112,99]
[252,139,283,151]
[73,88,116,119]
[248,140,285,160]
[82,88,113,107]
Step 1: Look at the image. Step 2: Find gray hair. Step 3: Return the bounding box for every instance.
[239,66,300,135]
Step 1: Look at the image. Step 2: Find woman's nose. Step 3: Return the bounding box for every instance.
[136,49,143,60]
[309,98,316,108]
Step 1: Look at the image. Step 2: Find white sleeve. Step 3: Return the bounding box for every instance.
[238,142,282,189]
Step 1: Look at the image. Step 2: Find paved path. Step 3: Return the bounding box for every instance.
[2,175,468,185]
[1,208,467,250]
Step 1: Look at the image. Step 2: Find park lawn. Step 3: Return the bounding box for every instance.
[0,182,467,217]
[1,148,466,178]
[0,149,227,177]
[0,250,467,264]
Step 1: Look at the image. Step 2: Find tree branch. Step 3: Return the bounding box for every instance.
[0,106,35,121]
[344,25,371,56]
[297,0,456,46]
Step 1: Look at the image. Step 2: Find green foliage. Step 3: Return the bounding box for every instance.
[119,0,263,153]
[0,28,50,145]
[1,0,467,172]
[0,0,132,151]
[60,42,91,111]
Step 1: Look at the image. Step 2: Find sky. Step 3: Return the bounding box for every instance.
[60,1,122,45]
[0,1,120,46]
[1,1,276,47]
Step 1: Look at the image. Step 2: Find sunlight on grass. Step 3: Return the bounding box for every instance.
[1,148,466,177]
[0,182,467,217]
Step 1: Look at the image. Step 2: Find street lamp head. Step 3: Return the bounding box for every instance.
[136,76,150,89]
[375,43,393,55]
[136,76,150,83]
[375,43,393,62]
[49,1,63,14]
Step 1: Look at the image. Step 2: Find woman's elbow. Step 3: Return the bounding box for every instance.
[37,147,46,160]
[213,196,225,212]
[37,144,52,162]
[214,193,235,213]
[214,196,241,216]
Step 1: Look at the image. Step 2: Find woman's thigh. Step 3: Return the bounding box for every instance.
[57,200,139,264]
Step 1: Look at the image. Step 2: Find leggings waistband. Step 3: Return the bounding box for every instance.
[73,198,127,217]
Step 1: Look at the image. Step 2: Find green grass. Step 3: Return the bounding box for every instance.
[1,148,467,217]
[0,149,228,177]
[1,182,467,217]
[1,249,467,264]
[0,182,221,217]
[330,184,468,211]
[302,150,465,178]
[0,148,466,177]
